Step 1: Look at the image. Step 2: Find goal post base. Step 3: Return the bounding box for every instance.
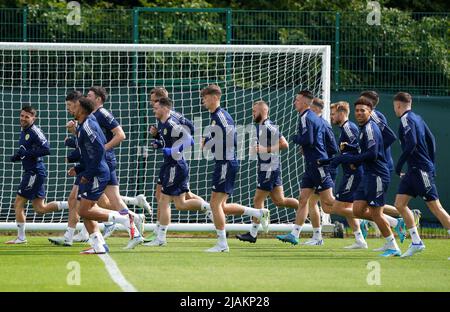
[0,222,335,233]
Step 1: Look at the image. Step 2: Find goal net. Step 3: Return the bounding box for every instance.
[0,43,332,232]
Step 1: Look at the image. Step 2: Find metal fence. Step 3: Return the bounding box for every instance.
[0,7,449,95]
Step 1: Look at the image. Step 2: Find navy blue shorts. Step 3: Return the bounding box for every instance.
[314,166,337,195]
[212,160,239,195]
[108,169,119,186]
[335,172,363,203]
[157,162,169,185]
[301,165,334,193]
[161,161,190,196]
[397,169,439,202]
[107,158,116,172]
[74,175,81,200]
[78,172,110,201]
[106,161,119,186]
[17,171,46,200]
[257,168,282,192]
[354,174,389,207]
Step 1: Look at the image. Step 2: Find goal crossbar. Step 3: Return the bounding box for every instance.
[0,42,330,54]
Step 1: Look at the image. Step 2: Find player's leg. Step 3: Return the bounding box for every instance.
[185,191,205,201]
[155,183,162,203]
[7,171,51,244]
[223,167,271,232]
[294,188,316,238]
[222,202,270,229]
[205,160,240,252]
[48,184,81,246]
[78,201,118,223]
[31,197,67,215]
[97,193,111,210]
[172,191,210,212]
[121,194,151,215]
[426,200,450,230]
[333,201,367,249]
[335,173,366,248]
[172,193,211,221]
[269,186,299,209]
[78,199,108,254]
[339,205,365,248]
[102,169,126,213]
[394,194,416,230]
[144,171,163,242]
[96,192,121,238]
[352,175,377,239]
[236,188,269,243]
[425,199,450,260]
[145,183,163,242]
[295,166,334,246]
[144,160,169,242]
[14,195,28,225]
[70,191,108,242]
[353,200,373,220]
[325,194,362,232]
[353,199,374,240]
[103,185,145,238]
[305,193,322,245]
[384,203,421,228]
[79,199,139,247]
[183,190,211,219]
[369,205,401,256]
[146,162,190,246]
[221,164,271,227]
[144,194,171,246]
[353,200,404,240]
[373,204,407,241]
[401,169,447,257]
[308,195,321,228]
[364,175,400,256]
[100,166,145,237]
[14,170,67,216]
[28,171,68,214]
[67,185,80,229]
[276,187,315,245]
[143,184,163,243]
[394,193,425,257]
[80,176,141,249]
[266,186,300,242]
[170,169,211,234]
[382,204,400,217]
[155,165,165,215]
[304,185,336,246]
[211,193,228,230]
[205,191,229,252]
[5,195,29,244]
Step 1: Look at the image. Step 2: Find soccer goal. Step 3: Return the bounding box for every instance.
[0,42,333,233]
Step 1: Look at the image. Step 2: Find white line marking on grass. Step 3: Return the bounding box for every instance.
[98,254,137,292]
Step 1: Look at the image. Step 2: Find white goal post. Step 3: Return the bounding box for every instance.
[0,42,333,233]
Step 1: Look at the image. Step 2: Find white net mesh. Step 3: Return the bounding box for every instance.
[0,43,330,230]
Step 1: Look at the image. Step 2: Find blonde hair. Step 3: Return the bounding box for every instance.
[312,98,324,110]
[150,87,169,99]
[331,101,350,115]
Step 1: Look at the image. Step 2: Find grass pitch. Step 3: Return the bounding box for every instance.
[0,236,449,292]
